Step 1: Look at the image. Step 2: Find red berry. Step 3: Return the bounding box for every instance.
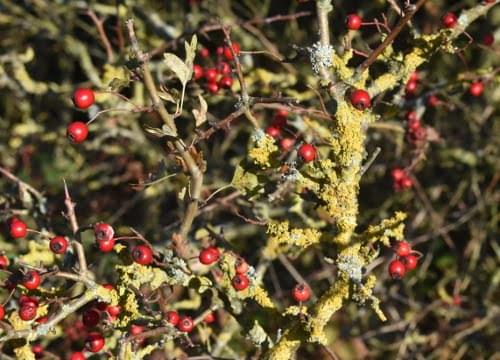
[10,219,27,238]
[291,283,311,302]
[177,315,194,332]
[102,283,114,291]
[73,88,95,109]
[69,352,86,360]
[395,241,412,257]
[35,316,48,324]
[400,177,413,190]
[217,62,231,75]
[19,303,38,321]
[204,68,217,83]
[49,236,69,255]
[408,71,419,82]
[388,260,406,279]
[216,46,224,56]
[165,310,180,326]
[199,47,210,58]
[0,255,9,269]
[349,89,371,110]
[94,223,114,242]
[280,138,296,152]
[427,94,440,107]
[405,80,418,96]
[85,332,105,353]
[130,324,145,335]
[106,304,121,318]
[231,273,250,291]
[131,245,154,265]
[22,271,41,290]
[203,311,216,324]
[265,126,281,139]
[32,343,43,357]
[469,81,484,97]
[482,33,494,46]
[199,247,220,265]
[193,64,204,80]
[223,43,240,61]
[20,295,38,307]
[206,82,219,94]
[298,143,317,163]
[346,14,362,30]
[402,254,418,271]
[235,258,249,274]
[82,308,100,327]
[219,76,233,89]
[67,122,89,143]
[0,305,5,320]
[441,12,458,29]
[98,238,115,253]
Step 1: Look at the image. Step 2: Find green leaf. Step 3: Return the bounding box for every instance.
[184,35,197,81]
[163,53,190,87]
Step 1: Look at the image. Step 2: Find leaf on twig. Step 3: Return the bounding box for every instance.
[163,53,190,87]
[143,124,177,140]
[192,94,208,127]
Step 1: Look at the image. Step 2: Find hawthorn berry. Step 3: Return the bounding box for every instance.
[395,241,412,257]
[402,254,418,271]
[218,62,231,75]
[203,311,216,324]
[177,315,194,332]
[427,94,440,107]
[73,88,95,109]
[131,245,153,265]
[49,236,69,254]
[219,76,233,89]
[346,14,362,30]
[94,223,114,242]
[165,310,180,326]
[469,81,484,97]
[298,143,317,163]
[35,315,48,324]
[216,46,224,56]
[405,80,418,96]
[0,304,5,320]
[266,126,281,139]
[82,308,100,327]
[199,47,210,58]
[204,68,218,83]
[10,219,27,239]
[199,247,220,265]
[106,304,121,318]
[482,33,494,46]
[409,71,419,82]
[22,271,41,290]
[349,89,371,110]
[280,138,295,152]
[85,331,105,353]
[67,122,89,143]
[206,82,219,94]
[441,12,458,28]
[69,352,86,360]
[273,109,289,127]
[388,260,406,279]
[19,303,38,321]
[97,238,115,253]
[231,273,250,291]
[193,64,203,80]
[292,283,311,302]
[223,43,240,61]
[130,324,145,336]
[19,295,38,307]
[32,343,43,357]
[0,255,9,269]
[235,258,249,274]
[400,177,413,190]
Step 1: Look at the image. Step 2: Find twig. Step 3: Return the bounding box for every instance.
[360,147,381,175]
[278,254,317,302]
[0,165,45,202]
[85,9,115,63]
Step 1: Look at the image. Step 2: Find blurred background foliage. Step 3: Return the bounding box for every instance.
[0,0,499,359]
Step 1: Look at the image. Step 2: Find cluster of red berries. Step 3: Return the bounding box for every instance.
[388,241,420,279]
[391,168,413,191]
[405,110,427,147]
[193,43,239,94]
[165,310,194,332]
[67,88,95,143]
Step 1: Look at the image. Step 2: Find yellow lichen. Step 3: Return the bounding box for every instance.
[248,134,278,168]
[361,211,407,246]
[14,344,35,360]
[263,221,321,259]
[252,286,276,310]
[20,240,55,267]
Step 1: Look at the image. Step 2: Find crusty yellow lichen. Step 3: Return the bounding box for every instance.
[248,134,278,168]
[263,221,321,259]
[253,286,276,310]
[20,240,55,267]
[265,327,302,360]
[361,211,407,246]
[352,275,387,322]
[14,344,35,360]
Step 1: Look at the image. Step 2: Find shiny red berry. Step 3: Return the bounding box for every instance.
[35,315,48,324]
[206,82,219,94]
[82,308,100,327]
[408,71,419,82]
[402,254,418,271]
[177,315,194,332]
[203,311,216,324]
[85,331,105,353]
[346,14,362,30]
[223,43,240,61]
[20,295,38,307]
[204,68,218,83]
[349,89,371,110]
[298,143,317,163]
[49,236,69,255]
[32,343,43,357]
[98,238,115,253]
[216,46,224,56]
[235,258,249,274]
[469,81,484,97]
[265,126,281,139]
[199,47,210,58]
[130,324,144,335]
[273,109,289,127]
[231,273,250,291]
[482,33,494,46]
[0,305,5,320]
[69,352,86,360]
[388,260,406,279]
[165,310,180,326]
[400,177,413,190]
[280,138,296,152]
[73,88,95,109]
[405,80,418,96]
[10,219,27,238]
[199,247,220,265]
[131,245,154,265]
[0,255,9,269]
[193,64,203,80]
[106,304,121,318]
[441,12,458,28]
[217,62,231,75]
[94,223,114,242]
[219,76,233,89]
[395,241,412,257]
[427,94,440,107]
[292,283,311,302]
[22,271,41,290]
[19,303,38,321]
[67,122,89,143]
